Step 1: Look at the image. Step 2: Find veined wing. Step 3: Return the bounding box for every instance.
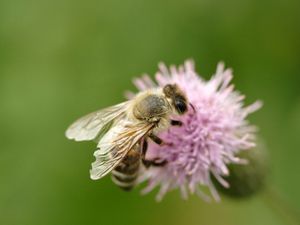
[90,120,154,180]
[65,101,130,141]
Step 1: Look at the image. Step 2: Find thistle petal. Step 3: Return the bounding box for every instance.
[132,60,262,201]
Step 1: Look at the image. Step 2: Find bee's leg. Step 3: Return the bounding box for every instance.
[149,158,167,167]
[141,139,151,168]
[149,133,173,147]
[170,120,182,126]
[149,133,164,145]
[142,139,148,155]
[142,158,167,167]
[141,139,167,168]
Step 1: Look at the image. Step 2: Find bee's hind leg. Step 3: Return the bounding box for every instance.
[142,157,167,168]
[147,158,167,167]
[141,139,167,168]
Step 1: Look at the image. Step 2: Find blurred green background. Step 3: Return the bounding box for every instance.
[0,0,299,225]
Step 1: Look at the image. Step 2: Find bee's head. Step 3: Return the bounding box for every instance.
[163,84,188,115]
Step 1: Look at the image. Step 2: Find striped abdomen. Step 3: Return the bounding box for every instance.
[111,145,141,191]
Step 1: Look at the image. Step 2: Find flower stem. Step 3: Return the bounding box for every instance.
[261,186,300,225]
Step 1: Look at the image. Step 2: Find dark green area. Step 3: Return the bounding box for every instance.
[214,140,268,198]
[0,0,299,225]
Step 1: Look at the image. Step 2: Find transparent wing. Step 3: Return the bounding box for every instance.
[90,120,154,180]
[65,101,130,141]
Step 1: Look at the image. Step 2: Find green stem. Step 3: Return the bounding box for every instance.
[261,186,300,225]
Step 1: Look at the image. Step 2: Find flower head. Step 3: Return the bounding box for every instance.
[131,60,262,201]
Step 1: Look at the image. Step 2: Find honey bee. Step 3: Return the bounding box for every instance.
[65,84,188,190]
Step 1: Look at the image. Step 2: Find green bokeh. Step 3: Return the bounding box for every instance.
[0,0,299,225]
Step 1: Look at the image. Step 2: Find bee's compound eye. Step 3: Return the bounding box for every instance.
[175,100,187,114]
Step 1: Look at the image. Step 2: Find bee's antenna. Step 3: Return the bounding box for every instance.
[189,103,196,112]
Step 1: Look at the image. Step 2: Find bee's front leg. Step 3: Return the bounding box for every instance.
[170,120,182,126]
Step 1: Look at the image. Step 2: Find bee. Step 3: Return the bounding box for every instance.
[65,84,188,190]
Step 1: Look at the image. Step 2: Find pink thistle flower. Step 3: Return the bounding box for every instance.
[131,60,262,201]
